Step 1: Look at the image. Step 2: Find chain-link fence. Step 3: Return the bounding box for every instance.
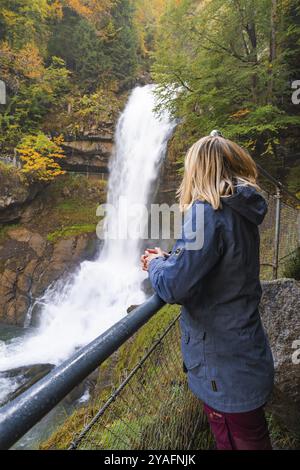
[43,305,213,451]
[259,185,299,280]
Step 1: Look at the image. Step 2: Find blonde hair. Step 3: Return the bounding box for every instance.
[178,135,260,211]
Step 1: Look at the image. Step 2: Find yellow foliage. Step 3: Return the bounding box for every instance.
[65,0,92,17]
[17,133,66,182]
[15,43,44,80]
[0,41,14,82]
[230,108,251,120]
[64,0,112,24]
[0,40,45,82]
[49,0,64,20]
[134,0,174,56]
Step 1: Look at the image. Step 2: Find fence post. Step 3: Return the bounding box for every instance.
[273,186,282,279]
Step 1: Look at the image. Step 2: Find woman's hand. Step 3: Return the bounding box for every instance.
[140,247,169,272]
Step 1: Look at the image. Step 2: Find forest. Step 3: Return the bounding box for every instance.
[0,0,299,186]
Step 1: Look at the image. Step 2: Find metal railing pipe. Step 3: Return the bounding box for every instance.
[0,294,165,450]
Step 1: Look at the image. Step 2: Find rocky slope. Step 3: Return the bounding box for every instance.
[0,164,43,224]
[0,228,98,325]
[0,173,106,326]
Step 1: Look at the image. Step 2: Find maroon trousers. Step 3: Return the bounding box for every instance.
[203,403,272,450]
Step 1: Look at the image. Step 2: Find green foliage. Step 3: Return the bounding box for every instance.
[280,2,300,89]
[48,10,111,89]
[105,0,138,87]
[47,224,96,243]
[0,0,50,50]
[287,165,300,197]
[133,0,170,61]
[65,87,123,136]
[48,0,138,89]
[0,55,70,151]
[152,0,300,167]
[283,248,300,280]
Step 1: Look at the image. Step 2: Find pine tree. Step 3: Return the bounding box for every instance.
[107,0,138,86]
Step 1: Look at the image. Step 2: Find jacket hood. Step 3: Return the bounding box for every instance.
[221,185,268,226]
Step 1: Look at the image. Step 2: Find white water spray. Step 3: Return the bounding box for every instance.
[0,86,175,398]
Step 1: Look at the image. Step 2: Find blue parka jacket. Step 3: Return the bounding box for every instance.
[148,185,275,413]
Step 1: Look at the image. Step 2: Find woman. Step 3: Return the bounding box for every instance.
[141,132,274,450]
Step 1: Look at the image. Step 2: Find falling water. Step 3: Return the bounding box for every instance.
[0,85,175,403]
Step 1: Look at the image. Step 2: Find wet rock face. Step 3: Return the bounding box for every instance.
[0,229,98,326]
[260,279,300,433]
[155,142,181,207]
[0,170,43,223]
[62,134,114,174]
[0,364,54,406]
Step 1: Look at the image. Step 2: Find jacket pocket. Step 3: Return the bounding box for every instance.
[180,324,205,372]
[204,351,219,379]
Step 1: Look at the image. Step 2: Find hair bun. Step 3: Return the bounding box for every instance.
[210,130,223,137]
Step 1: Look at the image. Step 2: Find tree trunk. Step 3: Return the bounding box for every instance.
[267,0,278,103]
[247,21,258,104]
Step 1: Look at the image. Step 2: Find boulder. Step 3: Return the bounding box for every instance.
[28,233,46,257]
[8,227,32,243]
[7,227,46,257]
[0,364,54,406]
[0,167,43,223]
[260,278,300,434]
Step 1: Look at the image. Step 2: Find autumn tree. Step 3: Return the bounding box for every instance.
[48,0,138,89]
[17,133,66,181]
[64,0,113,30]
[0,0,140,159]
[133,0,170,59]
[0,54,70,151]
[0,0,50,50]
[48,8,112,88]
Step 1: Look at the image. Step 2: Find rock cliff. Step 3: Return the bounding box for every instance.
[0,227,98,325]
[260,278,300,434]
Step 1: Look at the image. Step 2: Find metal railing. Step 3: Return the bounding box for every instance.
[68,312,212,451]
[38,302,213,451]
[0,295,165,450]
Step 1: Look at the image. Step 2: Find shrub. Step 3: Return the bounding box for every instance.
[283,248,300,280]
[17,133,66,181]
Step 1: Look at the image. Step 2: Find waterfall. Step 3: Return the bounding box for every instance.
[0,85,175,403]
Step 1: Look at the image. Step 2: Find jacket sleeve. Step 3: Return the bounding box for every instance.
[148,203,223,304]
